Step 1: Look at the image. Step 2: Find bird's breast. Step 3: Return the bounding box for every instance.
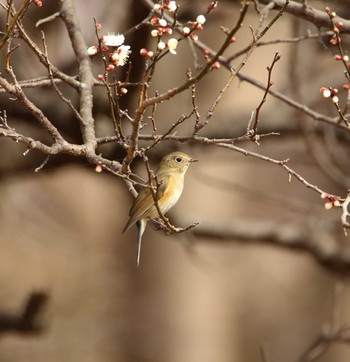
[158,175,184,214]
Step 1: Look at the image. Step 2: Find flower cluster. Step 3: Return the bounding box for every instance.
[87,33,131,68]
[153,0,177,12]
[334,54,349,62]
[139,1,180,57]
[321,7,350,107]
[325,7,341,46]
[321,192,341,210]
[140,1,218,59]
[325,7,350,72]
[182,1,217,42]
[320,87,339,104]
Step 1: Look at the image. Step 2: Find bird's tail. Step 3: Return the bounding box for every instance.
[136,219,146,267]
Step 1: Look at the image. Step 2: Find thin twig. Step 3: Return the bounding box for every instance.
[249,52,281,141]
[41,31,83,123]
[0,0,31,51]
[35,12,60,27]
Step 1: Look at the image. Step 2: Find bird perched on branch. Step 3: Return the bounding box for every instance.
[123,152,197,266]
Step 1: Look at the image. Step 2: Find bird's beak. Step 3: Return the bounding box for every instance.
[190,158,198,163]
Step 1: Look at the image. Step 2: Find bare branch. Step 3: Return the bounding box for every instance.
[0,0,31,51]
[258,0,350,33]
[0,291,49,336]
[0,76,65,143]
[60,0,96,153]
[249,52,281,141]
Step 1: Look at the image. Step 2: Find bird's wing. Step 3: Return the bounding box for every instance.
[122,175,169,233]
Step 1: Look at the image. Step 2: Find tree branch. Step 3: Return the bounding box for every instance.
[258,0,350,33]
[194,219,350,276]
[60,0,96,154]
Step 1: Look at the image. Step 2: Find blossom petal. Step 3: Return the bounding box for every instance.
[102,34,125,47]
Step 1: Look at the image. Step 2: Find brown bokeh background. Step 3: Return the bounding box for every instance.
[1,1,350,361]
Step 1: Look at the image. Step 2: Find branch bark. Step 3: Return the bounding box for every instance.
[60,0,97,155]
[258,0,350,33]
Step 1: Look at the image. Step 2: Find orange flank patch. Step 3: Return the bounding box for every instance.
[159,176,173,203]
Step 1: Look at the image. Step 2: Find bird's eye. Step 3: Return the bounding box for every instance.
[175,157,183,163]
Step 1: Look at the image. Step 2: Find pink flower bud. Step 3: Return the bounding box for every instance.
[212,61,220,70]
[106,64,115,71]
[231,36,237,43]
[98,74,104,80]
[331,88,338,96]
[87,45,98,56]
[151,17,159,25]
[334,199,341,207]
[153,4,162,11]
[183,27,190,35]
[321,192,329,199]
[334,54,342,60]
[147,50,154,58]
[164,27,173,35]
[95,23,102,31]
[120,87,128,94]
[140,48,148,56]
[208,1,218,10]
[325,202,333,210]
[190,34,198,41]
[95,164,103,173]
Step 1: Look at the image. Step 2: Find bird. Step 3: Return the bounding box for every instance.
[123,152,197,266]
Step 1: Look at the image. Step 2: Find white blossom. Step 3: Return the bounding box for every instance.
[111,45,131,66]
[167,1,177,12]
[322,89,331,98]
[183,27,190,35]
[102,34,125,47]
[158,19,167,27]
[167,38,178,54]
[157,41,166,50]
[196,15,206,25]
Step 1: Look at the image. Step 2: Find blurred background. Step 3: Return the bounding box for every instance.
[1,0,350,361]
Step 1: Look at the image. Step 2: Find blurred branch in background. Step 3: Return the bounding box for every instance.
[194,219,350,276]
[0,291,48,336]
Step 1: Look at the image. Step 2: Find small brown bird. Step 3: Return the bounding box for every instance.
[123,152,197,266]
